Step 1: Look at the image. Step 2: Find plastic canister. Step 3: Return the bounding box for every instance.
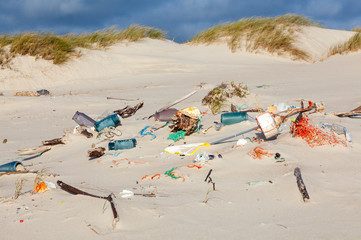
[0,161,24,172]
[72,111,96,127]
[256,112,278,139]
[94,114,121,132]
[108,138,137,150]
[221,112,248,125]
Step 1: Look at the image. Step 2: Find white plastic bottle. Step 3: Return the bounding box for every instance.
[322,123,352,142]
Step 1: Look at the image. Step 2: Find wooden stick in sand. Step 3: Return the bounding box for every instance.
[57,180,119,228]
[106,97,139,101]
[157,90,198,112]
[294,167,310,202]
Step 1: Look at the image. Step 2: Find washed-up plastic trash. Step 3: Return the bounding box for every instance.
[256,112,278,139]
[181,107,201,118]
[119,190,134,198]
[0,161,24,172]
[214,122,224,131]
[36,89,50,95]
[221,112,248,125]
[95,114,121,132]
[155,108,178,122]
[321,123,352,142]
[72,111,96,127]
[194,152,215,164]
[108,139,136,150]
[236,138,248,146]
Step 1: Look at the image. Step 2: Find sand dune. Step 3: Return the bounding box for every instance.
[0,26,361,240]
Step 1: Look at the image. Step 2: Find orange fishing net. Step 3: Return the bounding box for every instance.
[248,147,274,159]
[290,114,345,147]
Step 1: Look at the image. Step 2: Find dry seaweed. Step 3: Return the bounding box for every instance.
[202,82,248,114]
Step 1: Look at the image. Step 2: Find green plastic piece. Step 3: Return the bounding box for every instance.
[164,168,180,179]
[167,131,186,142]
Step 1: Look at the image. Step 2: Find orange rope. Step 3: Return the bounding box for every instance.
[248,147,274,159]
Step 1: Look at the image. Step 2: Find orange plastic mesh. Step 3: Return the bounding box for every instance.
[290,114,345,147]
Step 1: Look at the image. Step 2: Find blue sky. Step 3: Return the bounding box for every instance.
[0,0,360,42]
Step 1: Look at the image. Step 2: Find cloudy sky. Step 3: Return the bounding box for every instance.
[0,0,360,42]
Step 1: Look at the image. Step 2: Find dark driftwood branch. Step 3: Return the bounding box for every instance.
[113,101,144,118]
[294,167,310,202]
[57,180,119,227]
[42,138,64,146]
[88,147,106,158]
[81,129,93,138]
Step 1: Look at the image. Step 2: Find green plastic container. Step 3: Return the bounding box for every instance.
[221,112,248,125]
[108,138,137,150]
[94,114,121,132]
[0,161,24,172]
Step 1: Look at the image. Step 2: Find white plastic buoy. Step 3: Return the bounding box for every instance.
[256,112,278,139]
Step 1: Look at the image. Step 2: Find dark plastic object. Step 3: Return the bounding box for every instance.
[221,112,248,125]
[155,108,178,122]
[94,114,121,132]
[72,111,96,127]
[37,89,50,95]
[0,161,24,172]
[108,138,137,150]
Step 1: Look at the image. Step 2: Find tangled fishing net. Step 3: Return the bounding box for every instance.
[290,114,345,147]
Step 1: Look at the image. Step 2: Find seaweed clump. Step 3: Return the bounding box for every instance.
[202,82,248,114]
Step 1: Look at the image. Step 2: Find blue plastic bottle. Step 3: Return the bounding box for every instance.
[221,112,248,125]
[94,114,121,132]
[108,138,137,150]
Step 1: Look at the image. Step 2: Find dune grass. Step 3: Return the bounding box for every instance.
[328,32,361,57]
[352,27,361,33]
[0,25,166,65]
[190,14,320,61]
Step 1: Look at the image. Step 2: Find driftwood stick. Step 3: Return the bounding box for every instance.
[57,181,119,226]
[294,167,310,202]
[204,169,213,182]
[107,97,139,101]
[42,137,64,146]
[0,170,32,176]
[158,90,198,112]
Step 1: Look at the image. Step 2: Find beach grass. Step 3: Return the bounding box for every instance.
[0,25,166,65]
[189,14,320,61]
[328,32,361,57]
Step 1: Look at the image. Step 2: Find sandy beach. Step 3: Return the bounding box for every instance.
[1,26,361,240]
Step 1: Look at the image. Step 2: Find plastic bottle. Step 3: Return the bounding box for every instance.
[94,114,121,132]
[322,123,352,142]
[0,161,24,172]
[108,138,137,150]
[72,111,96,127]
[221,112,248,125]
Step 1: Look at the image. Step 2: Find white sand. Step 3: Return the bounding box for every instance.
[1,26,361,239]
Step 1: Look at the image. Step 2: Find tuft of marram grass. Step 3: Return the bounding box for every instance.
[190,14,320,61]
[0,25,166,65]
[328,32,361,57]
[352,27,361,33]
